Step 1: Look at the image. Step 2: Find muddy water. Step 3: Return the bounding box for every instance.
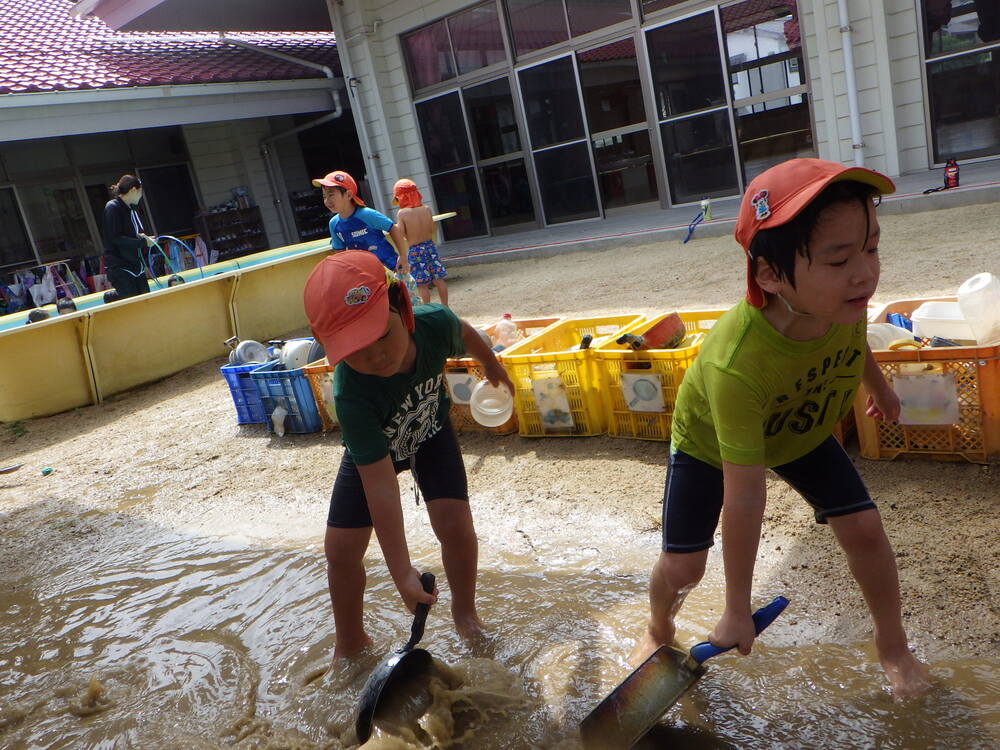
[1,491,998,749]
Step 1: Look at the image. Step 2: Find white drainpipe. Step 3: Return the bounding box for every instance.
[836,0,865,166]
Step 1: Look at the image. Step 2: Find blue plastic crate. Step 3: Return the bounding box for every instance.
[249,360,322,434]
[221,362,268,424]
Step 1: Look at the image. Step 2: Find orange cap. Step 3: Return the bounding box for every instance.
[392,178,423,208]
[735,158,894,307]
[303,250,413,363]
[311,170,365,206]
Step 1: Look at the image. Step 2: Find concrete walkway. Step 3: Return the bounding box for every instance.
[440,159,1000,267]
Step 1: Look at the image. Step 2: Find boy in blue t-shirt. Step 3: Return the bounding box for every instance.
[312,170,409,274]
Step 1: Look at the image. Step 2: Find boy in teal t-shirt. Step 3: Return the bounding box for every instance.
[631,159,930,699]
[303,249,514,665]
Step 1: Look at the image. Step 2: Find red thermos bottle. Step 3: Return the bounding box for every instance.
[944,159,960,188]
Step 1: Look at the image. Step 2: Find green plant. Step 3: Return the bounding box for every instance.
[3,421,27,438]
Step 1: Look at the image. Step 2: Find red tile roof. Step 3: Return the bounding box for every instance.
[0,0,341,95]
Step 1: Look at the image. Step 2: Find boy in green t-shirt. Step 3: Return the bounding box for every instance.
[630,159,930,699]
[303,250,513,663]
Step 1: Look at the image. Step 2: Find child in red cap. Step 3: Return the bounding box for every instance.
[393,178,449,306]
[313,170,409,275]
[630,158,930,699]
[303,249,514,663]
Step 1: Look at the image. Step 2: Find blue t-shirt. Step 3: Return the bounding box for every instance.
[329,207,398,269]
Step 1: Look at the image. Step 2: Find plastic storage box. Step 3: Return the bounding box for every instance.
[595,309,727,441]
[445,317,559,435]
[855,297,1000,463]
[910,301,976,343]
[303,357,338,431]
[220,361,268,424]
[250,360,323,434]
[499,314,643,437]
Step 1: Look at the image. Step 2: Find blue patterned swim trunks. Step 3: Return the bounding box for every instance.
[407,240,447,285]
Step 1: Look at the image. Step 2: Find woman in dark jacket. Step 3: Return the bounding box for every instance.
[101,175,155,299]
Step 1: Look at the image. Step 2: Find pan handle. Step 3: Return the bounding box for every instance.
[402,572,436,652]
[689,595,789,665]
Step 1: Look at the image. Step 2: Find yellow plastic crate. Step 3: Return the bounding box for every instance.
[596,310,727,441]
[444,317,559,435]
[855,297,1000,463]
[304,358,338,432]
[499,314,643,437]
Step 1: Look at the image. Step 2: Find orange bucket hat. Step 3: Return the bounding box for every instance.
[735,158,894,307]
[392,178,423,209]
[311,170,366,207]
[303,250,413,363]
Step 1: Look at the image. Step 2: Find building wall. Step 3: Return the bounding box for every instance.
[337,0,937,201]
[183,118,285,248]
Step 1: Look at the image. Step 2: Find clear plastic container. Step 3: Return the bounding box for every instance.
[492,313,519,349]
[468,381,513,427]
[957,272,1000,345]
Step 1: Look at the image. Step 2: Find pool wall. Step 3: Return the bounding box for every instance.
[1,240,331,422]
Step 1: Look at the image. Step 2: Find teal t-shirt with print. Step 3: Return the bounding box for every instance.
[671,300,866,468]
[334,304,465,465]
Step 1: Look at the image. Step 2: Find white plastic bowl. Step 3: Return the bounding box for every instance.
[469,381,513,427]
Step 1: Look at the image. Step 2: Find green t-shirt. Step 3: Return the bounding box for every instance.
[671,300,866,468]
[334,304,465,465]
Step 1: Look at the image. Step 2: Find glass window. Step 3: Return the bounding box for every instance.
[138,164,200,235]
[735,96,814,183]
[404,20,456,90]
[534,142,599,223]
[449,3,506,75]
[724,0,803,104]
[464,78,522,160]
[566,0,631,37]
[593,130,658,209]
[923,0,1000,57]
[660,111,740,203]
[481,159,536,228]
[416,93,473,173]
[431,168,488,240]
[17,181,96,262]
[927,49,1000,161]
[647,13,727,119]
[519,56,586,148]
[578,38,646,133]
[506,0,569,56]
[0,188,33,269]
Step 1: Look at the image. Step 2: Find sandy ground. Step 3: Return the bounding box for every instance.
[2,200,999,679]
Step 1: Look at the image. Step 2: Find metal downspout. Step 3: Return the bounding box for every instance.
[330,0,387,212]
[836,0,865,166]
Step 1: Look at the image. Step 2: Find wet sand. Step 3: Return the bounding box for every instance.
[1,202,998,748]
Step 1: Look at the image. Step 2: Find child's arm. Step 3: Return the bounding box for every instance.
[460,320,516,394]
[862,344,900,421]
[388,223,410,275]
[713,460,768,654]
[357,457,436,612]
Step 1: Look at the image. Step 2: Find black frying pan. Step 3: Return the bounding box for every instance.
[355,572,436,744]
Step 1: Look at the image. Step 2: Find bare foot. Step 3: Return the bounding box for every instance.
[453,611,486,640]
[881,650,932,700]
[331,633,374,664]
[628,626,676,668]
